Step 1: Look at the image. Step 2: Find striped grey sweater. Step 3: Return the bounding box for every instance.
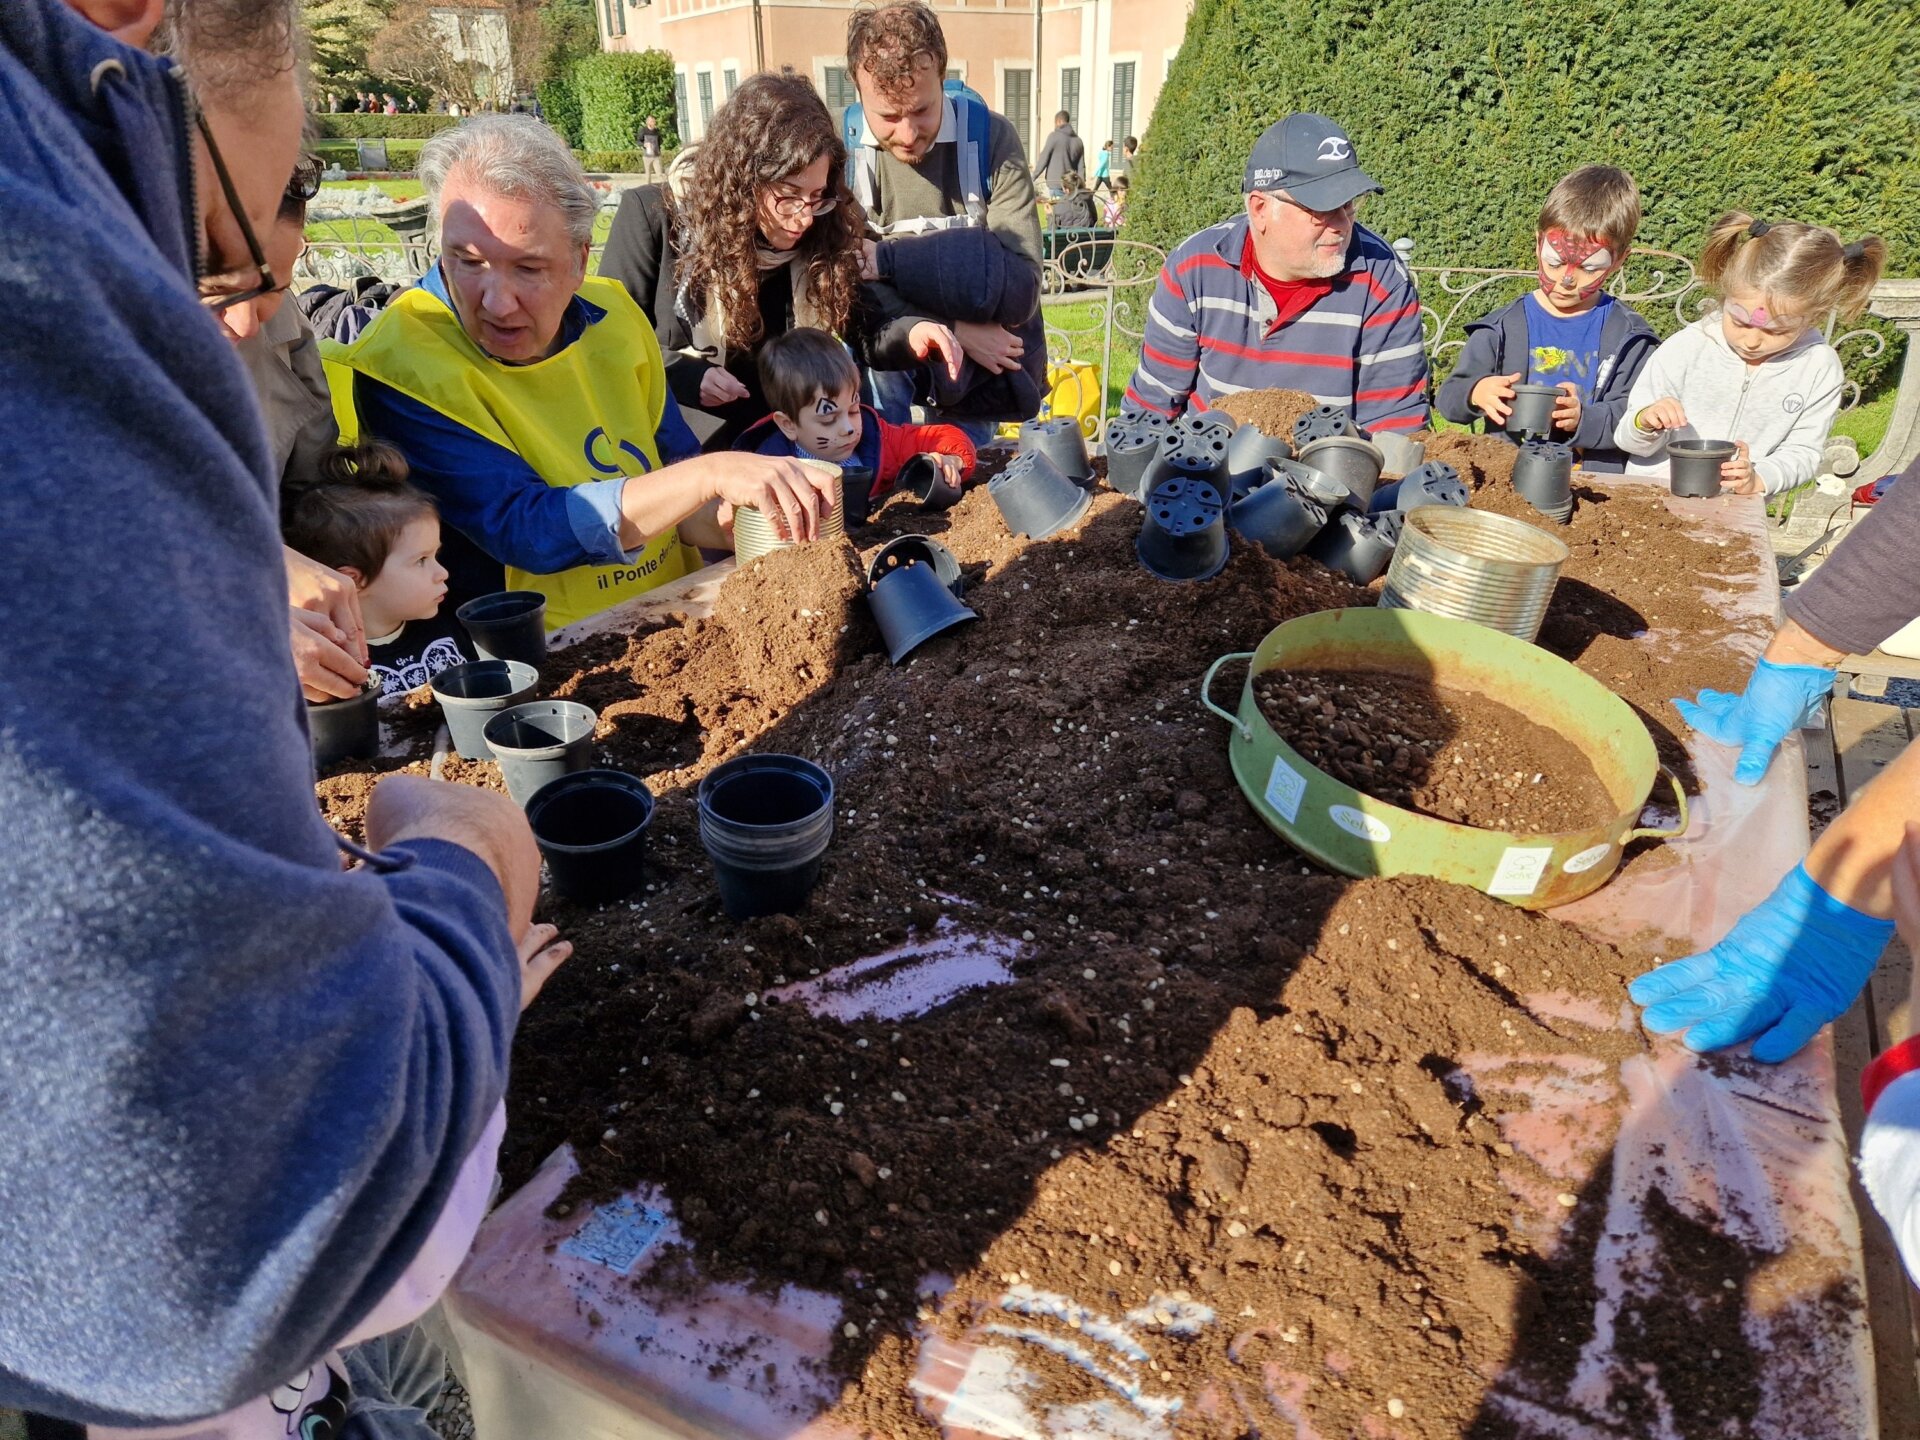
[1123,215,1431,433]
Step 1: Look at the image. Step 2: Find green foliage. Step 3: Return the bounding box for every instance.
[534,0,597,147]
[540,80,585,147]
[1134,0,1919,389]
[314,113,462,139]
[573,50,679,153]
[576,150,642,173]
[303,0,392,99]
[312,139,427,170]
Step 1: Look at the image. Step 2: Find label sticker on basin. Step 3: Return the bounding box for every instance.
[1563,842,1613,875]
[1488,846,1554,897]
[560,1196,670,1274]
[1264,757,1306,822]
[1329,805,1393,843]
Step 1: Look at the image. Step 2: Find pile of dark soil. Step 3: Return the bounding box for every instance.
[1255,667,1615,832]
[310,392,1810,1438]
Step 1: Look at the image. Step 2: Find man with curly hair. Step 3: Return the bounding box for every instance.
[844,0,1046,438]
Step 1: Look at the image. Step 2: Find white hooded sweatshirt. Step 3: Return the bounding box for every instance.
[1612,312,1845,495]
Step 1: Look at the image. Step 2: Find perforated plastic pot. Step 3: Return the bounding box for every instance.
[1224,424,1294,501]
[1228,476,1328,559]
[1669,439,1737,499]
[1103,418,1166,500]
[867,558,979,663]
[1137,474,1229,581]
[898,455,963,511]
[1511,441,1574,523]
[526,768,654,904]
[456,590,547,668]
[1292,404,1363,448]
[1306,509,1402,584]
[988,451,1093,539]
[1373,430,1428,478]
[1370,461,1468,519]
[307,680,381,769]
[483,700,598,806]
[1298,435,1386,507]
[1504,384,1561,440]
[1018,416,1094,487]
[697,754,835,920]
[867,534,964,594]
[431,659,541,761]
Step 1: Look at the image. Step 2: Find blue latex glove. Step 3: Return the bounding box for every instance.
[1629,862,1895,1062]
[1673,658,1835,786]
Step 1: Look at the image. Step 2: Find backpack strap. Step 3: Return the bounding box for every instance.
[953,92,991,227]
[843,100,880,216]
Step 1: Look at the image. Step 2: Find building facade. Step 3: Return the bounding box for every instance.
[594,0,1191,165]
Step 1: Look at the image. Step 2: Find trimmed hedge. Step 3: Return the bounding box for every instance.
[314,113,463,139]
[1135,0,1919,389]
[313,139,426,170]
[574,50,678,153]
[539,78,585,148]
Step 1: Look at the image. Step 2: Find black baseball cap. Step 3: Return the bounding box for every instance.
[1242,113,1382,211]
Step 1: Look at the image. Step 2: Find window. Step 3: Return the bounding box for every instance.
[697,70,714,133]
[1059,66,1079,129]
[601,0,625,39]
[947,67,965,85]
[824,65,858,133]
[722,66,739,99]
[1003,68,1032,157]
[1111,61,1135,148]
[673,70,690,142]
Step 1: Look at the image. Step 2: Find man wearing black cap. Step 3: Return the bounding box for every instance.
[1122,113,1430,434]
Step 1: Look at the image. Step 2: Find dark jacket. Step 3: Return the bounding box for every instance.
[598,184,925,447]
[1032,124,1085,192]
[1434,293,1657,472]
[0,2,518,1424]
[1051,188,1099,231]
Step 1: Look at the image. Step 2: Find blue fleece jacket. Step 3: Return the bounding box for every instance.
[0,3,520,1426]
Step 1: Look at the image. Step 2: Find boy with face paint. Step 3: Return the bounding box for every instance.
[1436,165,1657,472]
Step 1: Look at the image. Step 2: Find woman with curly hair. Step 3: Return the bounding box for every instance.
[601,68,958,448]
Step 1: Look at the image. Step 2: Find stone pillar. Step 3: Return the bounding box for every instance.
[1864,279,1920,481]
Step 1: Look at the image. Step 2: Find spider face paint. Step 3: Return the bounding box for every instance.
[1537,230,1618,313]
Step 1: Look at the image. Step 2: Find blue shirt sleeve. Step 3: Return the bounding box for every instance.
[355,376,640,572]
[655,389,703,465]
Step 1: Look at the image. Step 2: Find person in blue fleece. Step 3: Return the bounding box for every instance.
[0,2,566,1436]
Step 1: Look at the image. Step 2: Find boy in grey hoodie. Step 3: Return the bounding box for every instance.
[1614,212,1885,496]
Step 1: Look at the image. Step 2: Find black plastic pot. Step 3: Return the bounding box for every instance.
[897,455,964,511]
[525,768,654,904]
[455,590,548,668]
[868,534,964,594]
[867,557,979,663]
[1175,411,1235,451]
[430,659,541,760]
[483,700,599,806]
[1228,476,1329,560]
[1103,418,1166,500]
[1224,424,1295,501]
[1137,474,1229,582]
[1292,404,1363,448]
[1374,430,1428,479]
[307,680,382,769]
[1307,510,1402,584]
[989,450,1092,539]
[1504,384,1561,441]
[1669,439,1737,499]
[1511,441,1575,523]
[1018,416,1094,488]
[1297,435,1386,507]
[1271,456,1353,512]
[1370,461,1469,518]
[697,754,836,920]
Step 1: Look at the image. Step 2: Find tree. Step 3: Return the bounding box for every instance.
[534,0,599,145]
[304,0,394,102]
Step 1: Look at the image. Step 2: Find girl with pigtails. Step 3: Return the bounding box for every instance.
[1614,213,1886,495]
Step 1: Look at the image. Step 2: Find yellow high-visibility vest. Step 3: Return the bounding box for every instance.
[324,276,693,632]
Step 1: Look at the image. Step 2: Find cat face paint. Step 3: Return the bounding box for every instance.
[1537,230,1619,312]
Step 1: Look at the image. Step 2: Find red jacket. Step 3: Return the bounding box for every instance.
[736,404,978,522]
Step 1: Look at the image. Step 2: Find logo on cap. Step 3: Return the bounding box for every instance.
[1317,137,1351,164]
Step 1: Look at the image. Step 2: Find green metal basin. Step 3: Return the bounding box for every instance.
[1202,607,1686,909]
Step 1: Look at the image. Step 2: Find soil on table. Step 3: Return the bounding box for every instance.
[1254,667,1616,832]
[1211,387,1319,443]
[311,407,1820,1439]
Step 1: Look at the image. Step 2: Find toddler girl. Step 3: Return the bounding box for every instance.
[1614,212,1884,495]
[283,443,469,695]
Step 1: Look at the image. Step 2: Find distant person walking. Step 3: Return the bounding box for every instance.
[1031,110,1083,199]
[638,113,665,182]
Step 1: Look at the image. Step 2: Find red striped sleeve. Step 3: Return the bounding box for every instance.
[1196,335,1351,369]
[1123,386,1174,417]
[1355,379,1428,404]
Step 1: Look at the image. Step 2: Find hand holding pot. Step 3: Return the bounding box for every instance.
[291,606,370,702]
[921,451,964,491]
[1720,440,1762,496]
[1551,382,1582,433]
[955,320,1024,375]
[1673,656,1835,785]
[366,774,543,938]
[1629,862,1893,1062]
[517,922,573,1011]
[909,321,964,383]
[1635,397,1689,433]
[715,454,838,541]
[285,545,367,666]
[1470,371,1520,425]
[698,365,752,408]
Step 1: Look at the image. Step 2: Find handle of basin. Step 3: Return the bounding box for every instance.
[1201,652,1255,740]
[1624,766,1690,843]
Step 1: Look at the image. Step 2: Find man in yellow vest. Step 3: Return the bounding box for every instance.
[326,115,834,633]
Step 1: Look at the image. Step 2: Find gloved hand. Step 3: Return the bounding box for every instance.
[1673,657,1836,786]
[1629,862,1895,1062]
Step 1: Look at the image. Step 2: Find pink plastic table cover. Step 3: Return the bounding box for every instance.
[441,481,1877,1439]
